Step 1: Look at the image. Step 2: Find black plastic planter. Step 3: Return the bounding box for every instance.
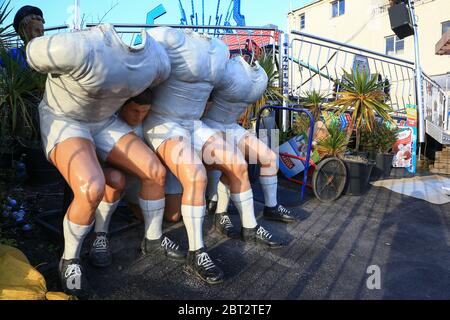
[370,153,394,181]
[343,159,374,196]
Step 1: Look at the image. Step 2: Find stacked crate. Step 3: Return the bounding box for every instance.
[430,147,450,175]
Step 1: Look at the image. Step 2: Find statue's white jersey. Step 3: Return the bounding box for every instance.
[147,27,230,120]
[204,55,268,124]
[26,23,170,122]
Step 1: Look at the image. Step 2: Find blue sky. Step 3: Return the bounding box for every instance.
[4,0,314,32]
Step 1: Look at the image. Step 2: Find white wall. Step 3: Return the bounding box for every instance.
[288,0,450,77]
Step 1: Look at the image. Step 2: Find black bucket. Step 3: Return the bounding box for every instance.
[343,159,374,196]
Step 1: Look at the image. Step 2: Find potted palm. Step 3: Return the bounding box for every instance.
[316,121,349,159]
[301,90,329,122]
[327,68,394,195]
[361,121,398,180]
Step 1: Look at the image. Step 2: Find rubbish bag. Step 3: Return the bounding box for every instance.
[0,245,75,300]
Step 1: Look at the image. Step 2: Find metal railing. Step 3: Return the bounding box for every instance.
[288,30,416,118]
[423,74,448,129]
[256,106,315,202]
[85,23,279,63]
[1,25,69,49]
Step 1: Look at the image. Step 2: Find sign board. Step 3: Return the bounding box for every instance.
[279,135,320,178]
[392,104,417,173]
[353,55,370,74]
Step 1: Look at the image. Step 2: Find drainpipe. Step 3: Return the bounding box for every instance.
[408,0,425,145]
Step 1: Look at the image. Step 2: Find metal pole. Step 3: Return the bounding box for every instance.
[446,72,449,131]
[280,33,289,132]
[73,0,81,31]
[86,23,279,32]
[408,0,425,144]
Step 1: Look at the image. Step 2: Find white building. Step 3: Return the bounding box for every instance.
[288,0,450,90]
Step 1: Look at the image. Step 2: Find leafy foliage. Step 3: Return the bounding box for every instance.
[0,2,46,153]
[301,90,329,121]
[316,121,349,158]
[361,121,398,154]
[327,69,394,151]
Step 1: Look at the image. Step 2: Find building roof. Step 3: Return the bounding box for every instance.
[436,29,450,55]
[290,0,323,14]
[220,29,281,51]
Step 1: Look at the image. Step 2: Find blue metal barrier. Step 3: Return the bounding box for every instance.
[256,106,315,202]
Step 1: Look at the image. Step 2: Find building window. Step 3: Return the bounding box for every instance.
[386,35,404,55]
[332,0,345,18]
[300,14,305,29]
[443,21,450,35]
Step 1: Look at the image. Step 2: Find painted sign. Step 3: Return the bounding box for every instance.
[320,111,352,130]
[405,104,418,174]
[353,55,370,75]
[392,127,414,168]
[279,135,320,178]
[392,104,417,173]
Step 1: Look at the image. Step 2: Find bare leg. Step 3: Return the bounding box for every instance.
[107,133,166,200]
[202,134,257,229]
[107,133,166,241]
[127,194,182,223]
[103,168,126,203]
[49,138,105,225]
[156,137,207,251]
[50,137,105,272]
[93,168,126,235]
[202,133,250,194]
[90,168,126,267]
[239,133,278,207]
[164,194,182,222]
[157,137,207,206]
[238,133,295,222]
[50,137,105,293]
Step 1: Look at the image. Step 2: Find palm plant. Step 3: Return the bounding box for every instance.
[0,48,45,147]
[0,1,13,46]
[327,68,394,152]
[0,1,45,152]
[301,90,328,121]
[316,121,349,158]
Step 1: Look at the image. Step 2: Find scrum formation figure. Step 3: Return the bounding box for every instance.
[25,23,296,297]
[203,55,297,240]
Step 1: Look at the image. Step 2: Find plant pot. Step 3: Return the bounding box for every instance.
[22,147,63,186]
[367,150,377,162]
[343,159,374,196]
[370,153,394,181]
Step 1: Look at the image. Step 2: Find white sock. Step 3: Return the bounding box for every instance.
[216,181,231,214]
[62,216,94,260]
[259,175,278,208]
[139,198,165,241]
[207,170,221,202]
[94,200,120,234]
[230,189,257,229]
[181,205,205,251]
